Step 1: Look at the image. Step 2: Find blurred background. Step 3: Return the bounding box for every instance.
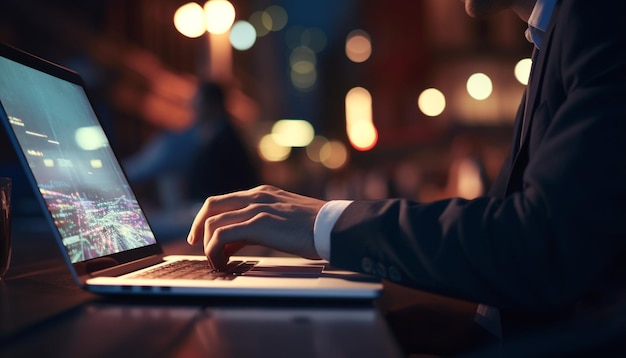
[0,0,533,238]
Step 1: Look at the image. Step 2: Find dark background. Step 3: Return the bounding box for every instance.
[0,0,531,220]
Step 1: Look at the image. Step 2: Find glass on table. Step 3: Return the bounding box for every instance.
[1,177,12,279]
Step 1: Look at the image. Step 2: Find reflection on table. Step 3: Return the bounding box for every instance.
[0,217,403,358]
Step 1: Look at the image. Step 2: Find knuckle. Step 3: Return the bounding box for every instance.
[256,184,274,191]
[249,191,266,202]
[203,196,216,208]
[203,214,229,238]
[246,202,265,212]
[203,217,213,234]
[204,227,225,253]
[246,203,277,219]
[253,184,279,196]
[250,189,279,204]
[250,210,275,224]
[212,225,232,244]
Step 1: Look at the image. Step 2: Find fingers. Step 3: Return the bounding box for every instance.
[187,197,215,245]
[187,185,282,245]
[204,210,283,269]
[187,190,247,245]
[187,194,236,245]
[184,184,324,270]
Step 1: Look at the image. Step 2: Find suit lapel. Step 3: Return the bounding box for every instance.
[519,47,541,147]
[504,1,560,196]
[518,47,548,150]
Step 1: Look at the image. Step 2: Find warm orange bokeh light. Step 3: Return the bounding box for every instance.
[320,140,348,169]
[174,3,206,38]
[418,88,446,117]
[345,30,372,63]
[204,0,236,34]
[345,87,377,151]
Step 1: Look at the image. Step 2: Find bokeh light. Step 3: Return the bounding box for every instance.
[291,70,317,90]
[347,121,378,151]
[290,46,317,90]
[466,73,493,100]
[418,88,446,117]
[320,140,349,169]
[290,46,316,70]
[75,126,107,151]
[249,11,271,37]
[514,58,533,85]
[271,119,315,147]
[265,5,288,31]
[204,0,235,34]
[229,20,256,50]
[301,28,327,53]
[456,160,484,199]
[345,30,372,63]
[306,136,329,162]
[345,87,377,151]
[285,27,327,54]
[258,134,291,162]
[345,86,372,123]
[174,2,206,38]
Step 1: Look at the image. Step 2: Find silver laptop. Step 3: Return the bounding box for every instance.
[0,43,381,299]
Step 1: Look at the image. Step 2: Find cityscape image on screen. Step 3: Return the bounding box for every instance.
[0,57,156,263]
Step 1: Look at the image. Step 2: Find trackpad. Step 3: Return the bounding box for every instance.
[245,265,324,278]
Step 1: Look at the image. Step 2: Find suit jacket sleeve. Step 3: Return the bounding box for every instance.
[329,0,626,312]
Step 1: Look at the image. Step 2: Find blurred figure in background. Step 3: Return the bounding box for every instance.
[124,82,259,211]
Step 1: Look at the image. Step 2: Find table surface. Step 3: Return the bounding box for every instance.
[4,215,626,357]
[0,216,404,358]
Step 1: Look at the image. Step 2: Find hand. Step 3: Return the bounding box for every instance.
[187,185,327,270]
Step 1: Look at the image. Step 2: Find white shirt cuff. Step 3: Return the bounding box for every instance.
[313,200,352,261]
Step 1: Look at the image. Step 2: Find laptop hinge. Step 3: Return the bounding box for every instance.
[89,254,164,278]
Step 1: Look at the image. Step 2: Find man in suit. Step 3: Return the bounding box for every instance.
[188,0,626,354]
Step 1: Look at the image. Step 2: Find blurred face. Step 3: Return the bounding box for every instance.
[461,0,515,18]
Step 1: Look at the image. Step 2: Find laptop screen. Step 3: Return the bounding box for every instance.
[0,54,157,264]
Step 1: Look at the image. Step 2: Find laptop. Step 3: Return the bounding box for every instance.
[0,43,381,299]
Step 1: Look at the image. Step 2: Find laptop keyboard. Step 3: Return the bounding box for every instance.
[128,260,258,281]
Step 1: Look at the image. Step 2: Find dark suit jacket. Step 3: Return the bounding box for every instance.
[329,0,626,320]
